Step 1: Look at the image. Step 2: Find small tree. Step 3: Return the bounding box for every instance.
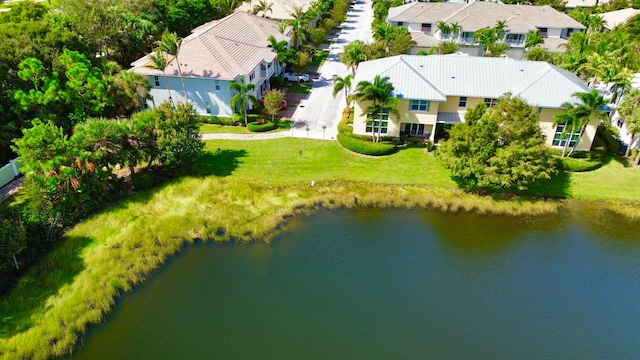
[153,102,204,171]
[262,89,286,123]
[437,95,557,191]
[229,76,258,126]
[617,89,640,162]
[292,51,311,76]
[333,73,354,109]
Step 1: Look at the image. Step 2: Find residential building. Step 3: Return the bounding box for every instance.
[352,55,600,151]
[131,12,291,117]
[564,0,611,9]
[235,0,314,21]
[387,2,585,59]
[600,8,640,30]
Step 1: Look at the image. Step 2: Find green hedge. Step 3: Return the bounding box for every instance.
[247,121,278,132]
[337,133,397,156]
[555,156,603,172]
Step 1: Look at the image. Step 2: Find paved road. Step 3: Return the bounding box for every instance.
[291,0,374,140]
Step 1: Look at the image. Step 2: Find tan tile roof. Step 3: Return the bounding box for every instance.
[388,2,585,33]
[235,0,314,21]
[601,8,640,29]
[541,37,569,53]
[131,12,291,80]
[411,32,440,48]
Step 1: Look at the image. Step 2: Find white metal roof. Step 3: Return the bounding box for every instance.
[353,55,591,109]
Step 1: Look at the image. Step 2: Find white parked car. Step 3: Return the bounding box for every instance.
[283,72,310,82]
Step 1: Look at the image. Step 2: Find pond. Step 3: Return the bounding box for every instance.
[69,205,640,359]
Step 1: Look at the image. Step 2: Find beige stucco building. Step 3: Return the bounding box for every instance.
[352,55,600,152]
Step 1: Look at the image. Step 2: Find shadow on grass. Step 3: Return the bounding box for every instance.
[0,236,93,338]
[196,149,248,177]
[525,170,572,198]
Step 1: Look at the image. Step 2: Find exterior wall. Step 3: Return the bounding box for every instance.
[440,96,485,112]
[0,158,21,189]
[504,48,525,60]
[352,99,439,138]
[147,76,235,117]
[355,99,599,150]
[145,60,275,117]
[547,27,563,38]
[538,108,598,151]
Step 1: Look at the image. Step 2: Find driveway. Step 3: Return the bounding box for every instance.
[291,0,374,140]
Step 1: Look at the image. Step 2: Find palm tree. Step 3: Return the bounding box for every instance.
[555,90,608,157]
[229,76,258,126]
[332,74,354,109]
[252,0,273,17]
[449,22,461,42]
[268,35,289,75]
[354,75,397,142]
[145,49,174,107]
[110,70,152,116]
[373,23,396,56]
[341,40,366,74]
[156,31,187,101]
[525,29,544,49]
[288,6,308,48]
[436,21,451,40]
[618,89,640,159]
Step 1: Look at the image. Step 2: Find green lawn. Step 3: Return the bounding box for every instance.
[288,83,313,94]
[199,121,292,134]
[205,139,454,187]
[2,138,639,359]
[311,49,330,66]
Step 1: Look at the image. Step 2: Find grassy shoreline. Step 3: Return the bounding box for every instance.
[1,138,639,359]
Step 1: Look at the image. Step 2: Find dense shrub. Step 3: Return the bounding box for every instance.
[338,107,353,134]
[337,133,397,156]
[131,172,155,190]
[199,115,236,126]
[270,76,286,88]
[247,121,278,132]
[592,125,620,154]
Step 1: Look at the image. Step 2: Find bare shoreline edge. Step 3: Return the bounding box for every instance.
[0,181,637,359]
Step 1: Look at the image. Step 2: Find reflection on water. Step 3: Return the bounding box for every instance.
[70,204,640,359]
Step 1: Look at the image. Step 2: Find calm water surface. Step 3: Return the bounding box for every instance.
[70,205,640,359]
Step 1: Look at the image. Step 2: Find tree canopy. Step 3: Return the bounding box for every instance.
[437,95,557,191]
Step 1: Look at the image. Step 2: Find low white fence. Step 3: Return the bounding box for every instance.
[0,157,22,189]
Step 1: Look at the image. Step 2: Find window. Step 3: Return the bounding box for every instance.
[421,23,431,33]
[397,21,404,27]
[410,99,430,112]
[153,76,160,87]
[215,80,220,91]
[566,28,575,37]
[537,107,543,115]
[206,101,212,114]
[366,108,389,134]
[249,71,255,82]
[538,27,548,37]
[484,98,497,107]
[403,123,426,136]
[552,123,580,148]
[458,96,467,108]
[505,33,526,46]
[461,32,476,44]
